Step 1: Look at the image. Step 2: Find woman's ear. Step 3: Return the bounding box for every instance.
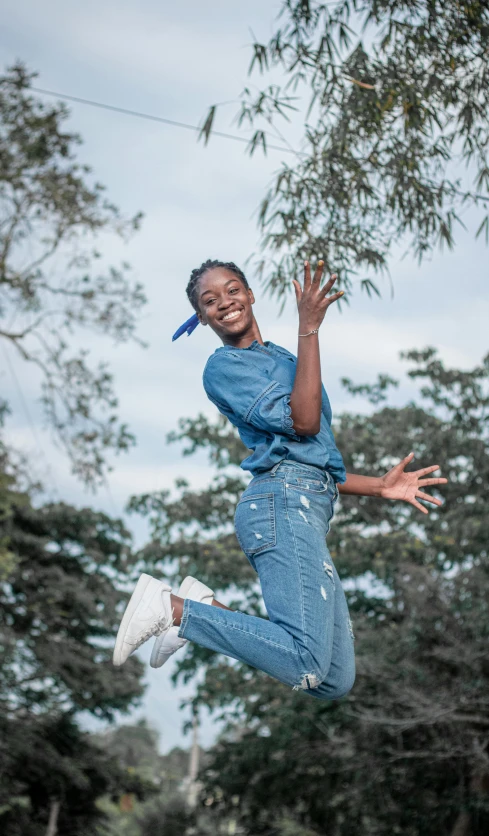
[248,288,255,305]
[197,312,207,326]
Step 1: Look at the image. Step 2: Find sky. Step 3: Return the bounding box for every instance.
[1,0,488,752]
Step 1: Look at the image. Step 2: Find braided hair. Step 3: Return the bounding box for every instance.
[186,259,249,312]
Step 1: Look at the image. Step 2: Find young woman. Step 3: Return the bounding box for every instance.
[113,259,447,698]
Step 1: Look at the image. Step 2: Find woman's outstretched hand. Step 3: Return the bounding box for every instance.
[292,261,344,332]
[380,452,448,514]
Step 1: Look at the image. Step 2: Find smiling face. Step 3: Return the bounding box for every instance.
[197,267,262,346]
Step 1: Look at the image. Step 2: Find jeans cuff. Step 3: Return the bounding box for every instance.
[178,597,192,639]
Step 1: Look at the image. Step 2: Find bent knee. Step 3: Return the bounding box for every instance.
[305,665,356,701]
[326,664,356,699]
[330,674,355,699]
[290,650,355,698]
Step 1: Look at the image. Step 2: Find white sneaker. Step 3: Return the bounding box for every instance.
[113,574,173,666]
[150,575,214,669]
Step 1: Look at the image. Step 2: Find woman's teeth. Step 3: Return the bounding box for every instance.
[222,310,241,322]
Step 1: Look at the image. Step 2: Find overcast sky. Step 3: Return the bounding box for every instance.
[1,0,487,751]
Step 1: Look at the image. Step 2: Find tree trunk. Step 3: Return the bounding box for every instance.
[450,810,471,836]
[45,798,60,836]
[186,711,200,809]
[450,770,487,836]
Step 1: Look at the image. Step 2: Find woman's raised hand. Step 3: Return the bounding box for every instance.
[292,261,344,333]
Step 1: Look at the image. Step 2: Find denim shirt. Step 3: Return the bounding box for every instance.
[203,340,346,483]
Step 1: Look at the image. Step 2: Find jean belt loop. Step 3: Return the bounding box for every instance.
[270,459,284,476]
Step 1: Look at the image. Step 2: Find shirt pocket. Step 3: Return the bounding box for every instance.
[234,493,276,556]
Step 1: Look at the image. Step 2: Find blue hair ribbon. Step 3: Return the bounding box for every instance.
[172,313,200,341]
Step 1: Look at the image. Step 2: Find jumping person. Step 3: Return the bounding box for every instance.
[113,259,447,698]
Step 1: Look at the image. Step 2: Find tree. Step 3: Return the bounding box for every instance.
[94,722,214,836]
[201,0,489,302]
[0,63,146,486]
[130,349,489,835]
[1,713,142,836]
[95,720,164,786]
[0,411,146,834]
[0,399,25,579]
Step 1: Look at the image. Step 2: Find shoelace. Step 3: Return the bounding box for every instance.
[139,610,174,643]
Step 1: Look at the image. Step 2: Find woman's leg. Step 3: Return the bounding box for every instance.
[178,472,351,695]
[302,562,356,700]
[171,552,355,699]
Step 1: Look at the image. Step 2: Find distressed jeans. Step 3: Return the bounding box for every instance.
[178,462,356,698]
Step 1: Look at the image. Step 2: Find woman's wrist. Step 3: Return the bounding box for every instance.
[339,473,385,497]
[298,327,319,337]
[298,319,321,333]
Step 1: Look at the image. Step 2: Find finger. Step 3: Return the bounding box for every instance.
[312,260,324,285]
[415,465,441,477]
[409,499,429,514]
[417,477,448,487]
[319,272,338,297]
[416,491,443,506]
[399,452,415,469]
[292,279,302,305]
[303,260,311,290]
[324,290,345,307]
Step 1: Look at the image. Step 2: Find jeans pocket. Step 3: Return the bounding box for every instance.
[284,474,329,494]
[234,493,276,556]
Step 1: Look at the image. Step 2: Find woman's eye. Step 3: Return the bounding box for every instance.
[229,287,238,294]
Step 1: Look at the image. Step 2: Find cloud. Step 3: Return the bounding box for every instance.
[2,0,273,101]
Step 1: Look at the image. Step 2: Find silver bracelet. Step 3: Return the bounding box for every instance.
[298,328,319,337]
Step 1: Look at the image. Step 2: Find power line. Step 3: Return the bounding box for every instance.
[30,86,299,155]
[29,83,489,199]
[33,86,489,203]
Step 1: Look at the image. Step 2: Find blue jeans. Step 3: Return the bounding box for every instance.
[178,462,355,699]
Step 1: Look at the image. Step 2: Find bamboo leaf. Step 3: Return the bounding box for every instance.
[361,278,381,298]
[475,214,489,244]
[247,130,267,157]
[198,105,216,146]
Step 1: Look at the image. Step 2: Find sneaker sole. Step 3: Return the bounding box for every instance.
[113,574,158,666]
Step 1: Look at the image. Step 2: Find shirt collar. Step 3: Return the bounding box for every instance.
[218,339,287,353]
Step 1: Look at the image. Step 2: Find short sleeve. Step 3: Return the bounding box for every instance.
[203,351,299,438]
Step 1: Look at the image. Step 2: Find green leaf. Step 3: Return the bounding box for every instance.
[361,278,381,298]
[247,129,267,156]
[475,214,489,244]
[198,104,216,146]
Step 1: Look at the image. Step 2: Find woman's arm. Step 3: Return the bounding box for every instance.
[338,452,448,515]
[338,472,383,497]
[287,264,448,513]
[289,261,343,435]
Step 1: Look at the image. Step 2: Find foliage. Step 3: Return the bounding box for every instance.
[0,713,143,836]
[0,400,26,579]
[0,420,146,834]
[93,722,233,836]
[130,348,489,835]
[201,0,489,302]
[95,721,193,836]
[0,63,146,486]
[94,719,189,792]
